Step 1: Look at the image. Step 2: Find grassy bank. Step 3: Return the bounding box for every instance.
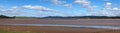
[0,30,42,33]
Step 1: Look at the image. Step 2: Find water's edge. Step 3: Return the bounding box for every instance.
[0,24,120,30]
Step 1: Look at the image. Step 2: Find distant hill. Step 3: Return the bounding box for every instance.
[0,15,15,18]
[1,15,120,19]
[41,16,120,19]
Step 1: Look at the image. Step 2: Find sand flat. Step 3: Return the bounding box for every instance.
[0,19,120,26]
[1,25,120,33]
[0,19,120,33]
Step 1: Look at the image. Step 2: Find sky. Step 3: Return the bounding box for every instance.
[0,0,120,17]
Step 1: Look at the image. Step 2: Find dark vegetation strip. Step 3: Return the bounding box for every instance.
[0,30,42,33]
[1,15,120,19]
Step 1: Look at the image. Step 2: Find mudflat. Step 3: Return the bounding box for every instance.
[0,19,120,33]
[0,25,120,33]
[0,19,120,26]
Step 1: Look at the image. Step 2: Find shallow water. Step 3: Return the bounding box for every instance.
[1,24,120,30]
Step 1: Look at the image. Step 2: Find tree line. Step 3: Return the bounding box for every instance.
[0,15,15,18]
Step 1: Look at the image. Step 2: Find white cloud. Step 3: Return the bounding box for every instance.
[40,0,73,8]
[92,2,120,16]
[106,2,112,5]
[74,0,96,11]
[2,6,21,15]
[112,8,120,11]
[40,0,66,5]
[23,5,57,12]
[52,0,61,5]
[63,4,73,8]
[103,2,112,10]
[0,6,37,17]
[103,2,120,11]
[74,0,120,16]
[0,5,65,17]
[51,0,73,8]
[75,0,90,6]
[51,0,66,5]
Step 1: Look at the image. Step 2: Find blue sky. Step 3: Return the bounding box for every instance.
[0,0,120,17]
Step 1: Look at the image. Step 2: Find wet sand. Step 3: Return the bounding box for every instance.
[0,19,120,33]
[1,24,120,30]
[0,19,120,26]
[0,25,120,33]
